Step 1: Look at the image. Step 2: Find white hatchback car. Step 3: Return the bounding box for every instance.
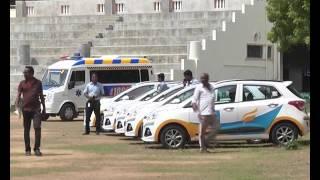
[142,80,310,148]
[100,81,178,131]
[84,81,159,128]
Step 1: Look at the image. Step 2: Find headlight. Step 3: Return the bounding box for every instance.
[45,93,53,102]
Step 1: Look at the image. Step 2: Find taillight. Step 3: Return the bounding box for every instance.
[288,101,305,111]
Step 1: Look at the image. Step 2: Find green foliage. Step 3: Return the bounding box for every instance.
[285,140,299,150]
[266,0,310,52]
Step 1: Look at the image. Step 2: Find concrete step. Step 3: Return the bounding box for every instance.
[92,44,187,55]
[120,11,233,22]
[92,35,210,46]
[10,31,89,40]
[10,15,120,25]
[104,27,212,38]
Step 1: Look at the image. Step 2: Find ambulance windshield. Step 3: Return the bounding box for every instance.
[42,69,68,88]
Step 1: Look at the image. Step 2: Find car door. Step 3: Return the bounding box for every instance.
[236,83,283,134]
[213,84,240,134]
[68,70,86,111]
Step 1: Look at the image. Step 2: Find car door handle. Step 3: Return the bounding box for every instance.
[224,107,234,112]
[268,103,278,108]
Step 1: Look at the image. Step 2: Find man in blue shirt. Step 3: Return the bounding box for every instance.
[83,73,104,135]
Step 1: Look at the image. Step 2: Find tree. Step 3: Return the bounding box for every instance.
[266,0,309,52]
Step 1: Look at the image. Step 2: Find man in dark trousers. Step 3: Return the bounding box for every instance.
[83,73,104,135]
[15,66,46,156]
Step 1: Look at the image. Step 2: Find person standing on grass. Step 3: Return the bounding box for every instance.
[157,73,169,93]
[183,69,199,87]
[192,73,219,153]
[15,66,46,156]
[83,73,104,135]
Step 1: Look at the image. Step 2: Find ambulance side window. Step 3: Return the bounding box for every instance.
[140,69,149,82]
[70,71,85,86]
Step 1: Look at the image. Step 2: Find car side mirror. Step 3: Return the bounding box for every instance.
[68,81,75,89]
[171,98,181,104]
[121,95,129,101]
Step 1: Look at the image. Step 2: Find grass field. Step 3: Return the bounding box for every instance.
[10,115,310,180]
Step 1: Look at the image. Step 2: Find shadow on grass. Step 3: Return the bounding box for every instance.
[143,142,274,150]
[104,133,124,137]
[12,152,72,156]
[45,119,83,122]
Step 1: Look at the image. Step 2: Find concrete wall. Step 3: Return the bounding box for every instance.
[180,0,280,81]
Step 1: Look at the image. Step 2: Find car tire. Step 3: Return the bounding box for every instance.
[160,125,187,149]
[270,122,299,145]
[60,104,76,121]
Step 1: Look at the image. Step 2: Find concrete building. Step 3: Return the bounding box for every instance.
[10,0,309,107]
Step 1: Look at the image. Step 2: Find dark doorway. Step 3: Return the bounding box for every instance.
[282,44,310,92]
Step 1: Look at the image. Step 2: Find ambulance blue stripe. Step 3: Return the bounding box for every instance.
[94,59,103,64]
[131,59,139,63]
[112,59,121,64]
[72,58,148,66]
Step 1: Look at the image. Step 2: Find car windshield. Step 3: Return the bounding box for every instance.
[287,84,304,99]
[42,69,68,88]
[154,87,184,102]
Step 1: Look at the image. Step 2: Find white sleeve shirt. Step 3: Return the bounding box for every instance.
[192,84,215,116]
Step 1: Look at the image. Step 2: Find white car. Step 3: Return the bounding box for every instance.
[84,81,158,128]
[101,81,178,131]
[142,80,310,148]
[124,84,196,137]
[113,83,180,134]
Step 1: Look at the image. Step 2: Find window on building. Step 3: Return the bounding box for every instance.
[173,1,182,11]
[60,5,70,15]
[27,6,35,16]
[214,0,225,9]
[97,4,105,13]
[154,1,161,12]
[267,46,272,59]
[247,45,263,59]
[242,85,281,102]
[116,3,124,13]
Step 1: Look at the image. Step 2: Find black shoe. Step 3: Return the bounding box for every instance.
[82,132,90,135]
[25,151,31,156]
[96,131,100,135]
[34,150,42,156]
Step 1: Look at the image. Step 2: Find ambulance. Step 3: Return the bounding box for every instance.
[42,56,153,121]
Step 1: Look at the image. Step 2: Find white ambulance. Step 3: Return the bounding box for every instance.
[42,56,153,121]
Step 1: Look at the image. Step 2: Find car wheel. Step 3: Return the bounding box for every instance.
[160,125,187,149]
[60,104,76,121]
[271,122,298,145]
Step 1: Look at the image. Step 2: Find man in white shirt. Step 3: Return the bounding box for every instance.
[192,73,219,153]
[183,69,199,87]
[83,73,105,135]
[157,73,169,93]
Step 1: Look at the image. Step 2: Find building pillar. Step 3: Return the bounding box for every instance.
[105,0,115,15]
[161,0,171,13]
[17,45,30,65]
[16,0,27,18]
[80,43,91,57]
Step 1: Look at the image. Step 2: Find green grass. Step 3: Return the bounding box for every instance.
[57,143,130,154]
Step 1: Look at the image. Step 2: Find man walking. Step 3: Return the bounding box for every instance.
[192,73,219,153]
[157,73,169,93]
[183,69,199,87]
[83,73,104,135]
[15,66,45,156]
